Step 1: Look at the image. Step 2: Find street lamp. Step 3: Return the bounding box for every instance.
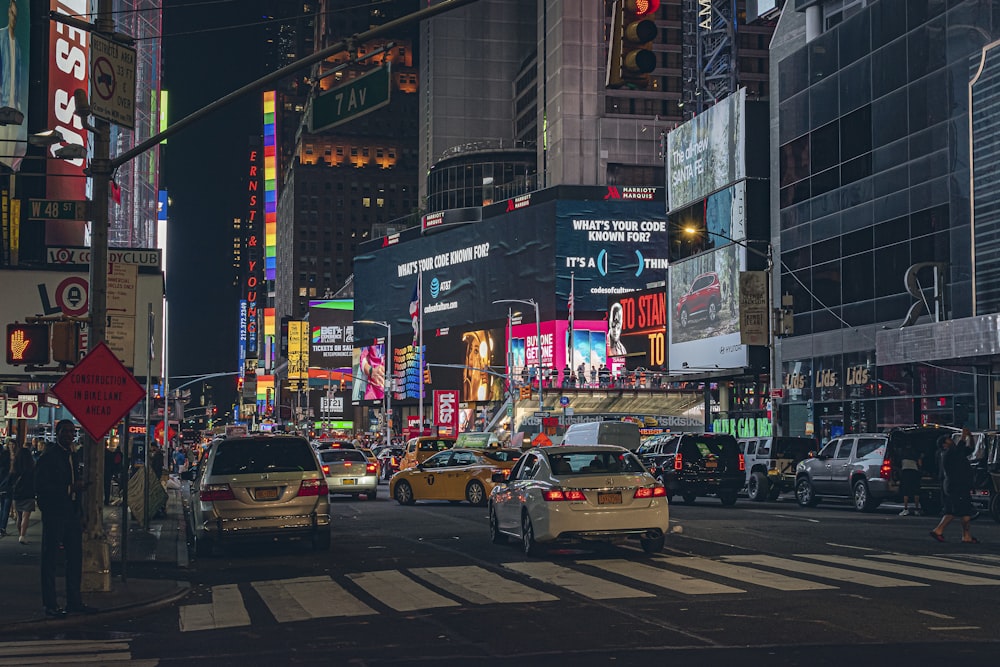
[355,319,392,449]
[493,298,542,412]
[682,227,778,438]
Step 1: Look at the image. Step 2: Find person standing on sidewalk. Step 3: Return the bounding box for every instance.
[898,441,922,516]
[0,439,13,537]
[35,419,95,617]
[930,434,978,543]
[11,440,35,544]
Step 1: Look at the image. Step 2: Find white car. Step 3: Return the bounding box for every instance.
[488,445,670,555]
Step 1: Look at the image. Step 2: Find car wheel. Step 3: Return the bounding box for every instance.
[853,479,878,512]
[367,488,378,501]
[795,477,819,507]
[708,300,719,323]
[640,534,665,554]
[394,481,415,505]
[679,308,689,329]
[682,492,697,505]
[719,490,738,506]
[194,534,213,558]
[312,529,331,551]
[489,505,507,544]
[747,471,769,502]
[466,480,487,507]
[521,512,540,557]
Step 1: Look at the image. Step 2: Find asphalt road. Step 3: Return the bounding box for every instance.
[9,484,1000,666]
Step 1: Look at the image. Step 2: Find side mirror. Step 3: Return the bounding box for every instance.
[491,471,507,483]
[416,463,424,471]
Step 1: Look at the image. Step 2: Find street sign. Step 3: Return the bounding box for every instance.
[5,396,38,420]
[770,389,784,399]
[28,199,90,220]
[309,65,391,133]
[533,412,549,418]
[51,341,146,442]
[559,396,570,406]
[91,33,137,128]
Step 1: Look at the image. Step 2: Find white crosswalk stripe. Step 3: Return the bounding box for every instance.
[503,561,655,599]
[253,575,377,622]
[409,565,558,604]
[656,556,837,591]
[799,554,1000,586]
[588,559,746,595]
[179,584,250,632]
[0,639,156,665]
[347,570,461,611]
[872,553,1000,577]
[723,554,928,588]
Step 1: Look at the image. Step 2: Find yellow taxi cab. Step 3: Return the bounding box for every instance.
[390,447,503,506]
[479,447,523,477]
[359,448,381,478]
[398,436,456,471]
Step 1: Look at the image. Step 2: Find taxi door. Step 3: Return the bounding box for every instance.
[411,451,453,500]
[443,450,479,499]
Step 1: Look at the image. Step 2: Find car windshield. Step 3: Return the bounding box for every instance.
[320,450,366,463]
[212,438,318,475]
[546,451,646,475]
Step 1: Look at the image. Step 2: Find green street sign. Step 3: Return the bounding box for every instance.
[28,199,90,221]
[309,66,391,133]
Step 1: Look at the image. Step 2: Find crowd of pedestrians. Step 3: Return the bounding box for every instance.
[515,364,677,390]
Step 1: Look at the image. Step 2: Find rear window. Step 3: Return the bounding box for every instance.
[320,450,366,463]
[419,440,453,451]
[212,437,318,475]
[483,450,521,463]
[681,435,739,460]
[546,451,646,475]
[773,437,816,459]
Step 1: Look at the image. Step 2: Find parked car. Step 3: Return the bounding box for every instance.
[390,448,505,506]
[675,272,721,329]
[318,448,378,500]
[187,435,331,556]
[488,445,670,555]
[739,436,817,501]
[794,425,956,512]
[399,436,456,471]
[637,432,744,505]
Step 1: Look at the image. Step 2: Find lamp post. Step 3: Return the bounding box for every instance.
[493,299,542,412]
[682,228,778,438]
[355,320,392,449]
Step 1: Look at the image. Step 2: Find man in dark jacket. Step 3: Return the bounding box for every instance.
[35,419,94,617]
[929,434,977,543]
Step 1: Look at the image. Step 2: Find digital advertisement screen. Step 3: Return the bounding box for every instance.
[609,286,667,371]
[309,299,354,369]
[667,88,746,212]
[668,244,747,372]
[352,343,386,403]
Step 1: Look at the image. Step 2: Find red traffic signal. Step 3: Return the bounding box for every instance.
[630,0,660,16]
[607,0,659,89]
[6,323,50,366]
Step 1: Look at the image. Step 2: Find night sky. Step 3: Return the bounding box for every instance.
[161,0,267,408]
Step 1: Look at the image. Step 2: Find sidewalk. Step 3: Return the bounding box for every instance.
[0,485,190,632]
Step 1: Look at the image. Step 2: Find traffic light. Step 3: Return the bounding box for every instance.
[6,323,50,365]
[51,321,78,364]
[519,386,532,400]
[423,366,432,385]
[607,0,659,89]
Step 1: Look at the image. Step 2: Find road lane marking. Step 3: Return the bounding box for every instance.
[587,559,745,595]
[179,584,250,632]
[873,554,1000,578]
[347,570,461,611]
[918,610,955,619]
[723,555,926,588]
[928,626,980,631]
[826,543,875,551]
[657,556,837,591]
[797,554,1000,586]
[503,561,654,599]
[252,576,376,622]
[0,640,147,666]
[409,566,557,604]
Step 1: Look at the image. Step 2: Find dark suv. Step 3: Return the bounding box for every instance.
[676,272,721,329]
[794,425,954,512]
[637,432,744,505]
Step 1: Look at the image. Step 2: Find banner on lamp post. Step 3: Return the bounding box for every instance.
[739,271,768,346]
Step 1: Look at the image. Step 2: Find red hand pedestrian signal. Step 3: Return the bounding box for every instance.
[6,323,50,365]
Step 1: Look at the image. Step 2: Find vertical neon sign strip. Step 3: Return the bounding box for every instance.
[263,91,277,281]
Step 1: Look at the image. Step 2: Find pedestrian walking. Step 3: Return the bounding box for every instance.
[36,419,96,617]
[930,434,978,543]
[0,439,13,537]
[104,442,123,505]
[898,440,922,516]
[11,441,35,544]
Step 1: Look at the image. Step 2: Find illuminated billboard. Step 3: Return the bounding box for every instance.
[668,243,747,372]
[0,0,28,172]
[352,343,386,403]
[262,91,277,369]
[608,286,667,371]
[309,299,353,370]
[667,88,746,212]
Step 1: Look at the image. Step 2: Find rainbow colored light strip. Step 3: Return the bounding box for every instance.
[263,91,278,370]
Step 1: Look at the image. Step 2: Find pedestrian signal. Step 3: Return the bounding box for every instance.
[6,323,50,366]
[519,386,532,400]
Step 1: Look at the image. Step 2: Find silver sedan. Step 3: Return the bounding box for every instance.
[319,448,379,500]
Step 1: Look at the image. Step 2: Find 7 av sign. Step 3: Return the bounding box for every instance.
[309,65,391,133]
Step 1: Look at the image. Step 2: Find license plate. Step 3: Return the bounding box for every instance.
[255,487,279,500]
[598,492,622,505]
[343,479,355,485]
[705,460,717,468]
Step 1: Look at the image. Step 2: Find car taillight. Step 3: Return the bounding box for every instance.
[391,457,398,466]
[200,484,235,502]
[298,479,329,497]
[322,464,330,475]
[738,453,746,472]
[366,463,377,473]
[880,458,892,479]
[503,468,512,478]
[634,485,668,498]
[674,454,683,471]
[343,461,352,467]
[543,489,587,501]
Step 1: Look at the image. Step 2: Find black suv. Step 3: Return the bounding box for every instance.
[636,432,744,505]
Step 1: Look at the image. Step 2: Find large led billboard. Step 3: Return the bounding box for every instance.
[668,243,747,372]
[609,286,667,371]
[667,88,746,212]
[309,299,353,369]
[0,0,28,172]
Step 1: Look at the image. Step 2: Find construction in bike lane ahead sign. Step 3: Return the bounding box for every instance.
[91,33,137,129]
[51,342,146,442]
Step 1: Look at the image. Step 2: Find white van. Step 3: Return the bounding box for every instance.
[561,421,641,451]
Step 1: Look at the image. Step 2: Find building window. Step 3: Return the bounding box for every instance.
[362,197,371,207]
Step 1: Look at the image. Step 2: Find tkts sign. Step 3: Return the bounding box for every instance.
[434,390,458,437]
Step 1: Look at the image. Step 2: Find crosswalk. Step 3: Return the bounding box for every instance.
[0,639,156,665]
[176,551,1000,632]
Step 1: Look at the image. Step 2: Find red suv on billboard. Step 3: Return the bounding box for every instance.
[676,272,722,329]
